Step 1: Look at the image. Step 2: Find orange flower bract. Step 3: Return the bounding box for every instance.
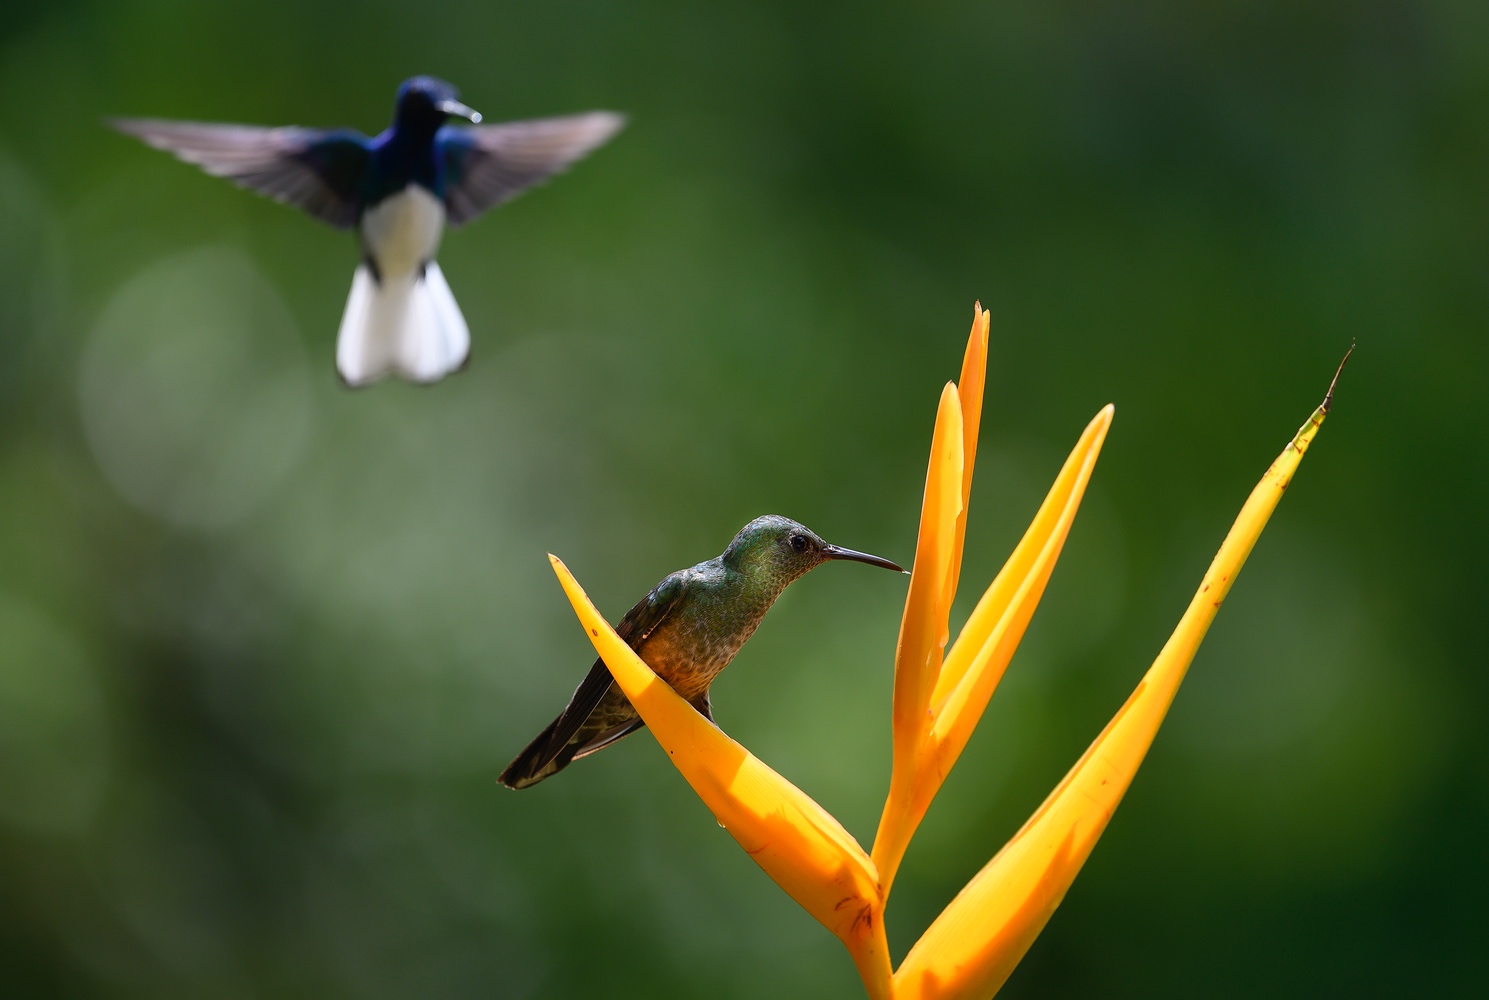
[550,305,1336,998]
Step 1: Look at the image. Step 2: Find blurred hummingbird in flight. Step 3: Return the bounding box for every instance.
[111,76,623,387]
[500,515,904,789]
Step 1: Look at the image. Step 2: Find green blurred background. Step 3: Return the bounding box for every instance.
[1,1,1484,996]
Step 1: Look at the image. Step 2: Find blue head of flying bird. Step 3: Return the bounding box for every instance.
[499,515,906,790]
[358,76,483,204]
[110,77,624,387]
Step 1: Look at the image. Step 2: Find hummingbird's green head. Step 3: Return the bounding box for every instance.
[721,515,904,590]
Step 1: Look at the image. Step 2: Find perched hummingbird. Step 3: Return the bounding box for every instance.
[500,515,904,789]
[110,76,623,387]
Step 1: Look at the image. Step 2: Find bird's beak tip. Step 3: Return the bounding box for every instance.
[823,544,905,574]
[439,99,482,123]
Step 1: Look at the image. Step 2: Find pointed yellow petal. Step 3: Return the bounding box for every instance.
[893,400,1331,1000]
[934,404,1112,709]
[872,405,1113,895]
[872,406,1111,896]
[894,383,965,739]
[873,385,964,892]
[948,303,990,602]
[547,555,893,997]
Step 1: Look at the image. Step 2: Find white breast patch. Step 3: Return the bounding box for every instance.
[361,186,446,280]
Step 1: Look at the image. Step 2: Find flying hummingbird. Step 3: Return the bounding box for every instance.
[500,515,904,789]
[110,76,623,387]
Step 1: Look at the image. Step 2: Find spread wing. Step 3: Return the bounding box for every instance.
[109,119,371,229]
[438,111,625,226]
[538,570,685,754]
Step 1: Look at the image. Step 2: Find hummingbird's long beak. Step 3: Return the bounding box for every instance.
[438,99,483,123]
[823,544,905,574]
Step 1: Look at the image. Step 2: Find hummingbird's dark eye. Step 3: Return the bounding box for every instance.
[790,534,809,553]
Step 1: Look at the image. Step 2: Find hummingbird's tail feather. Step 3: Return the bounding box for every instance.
[498,715,580,789]
[502,658,662,788]
[335,262,470,387]
[498,718,647,789]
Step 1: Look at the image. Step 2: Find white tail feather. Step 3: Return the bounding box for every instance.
[335,262,470,387]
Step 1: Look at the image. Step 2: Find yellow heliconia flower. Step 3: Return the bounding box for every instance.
[548,305,1343,999]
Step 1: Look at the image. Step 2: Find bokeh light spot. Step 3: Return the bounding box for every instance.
[79,246,312,531]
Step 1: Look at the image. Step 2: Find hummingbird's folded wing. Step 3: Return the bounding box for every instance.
[109,119,370,229]
[527,570,685,767]
[438,111,625,226]
[569,717,647,762]
[568,691,709,760]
